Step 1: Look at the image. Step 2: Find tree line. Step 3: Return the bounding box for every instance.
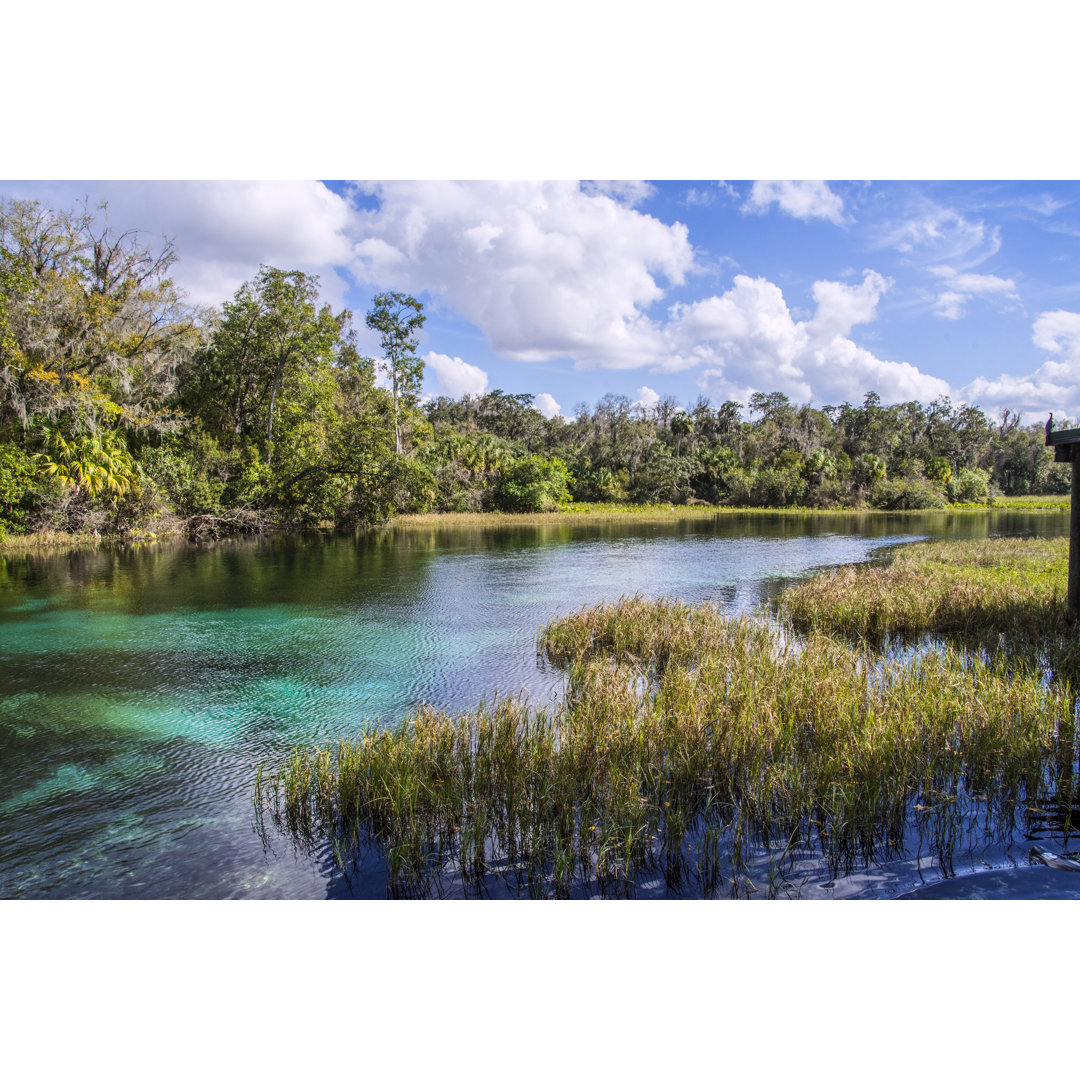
[0,198,1066,541]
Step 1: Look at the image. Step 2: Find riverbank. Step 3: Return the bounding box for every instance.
[3,495,1068,554]
[388,494,1069,528]
[256,535,1080,898]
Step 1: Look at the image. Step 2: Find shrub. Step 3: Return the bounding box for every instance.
[950,467,991,503]
[872,476,948,510]
[0,442,39,533]
[492,455,572,512]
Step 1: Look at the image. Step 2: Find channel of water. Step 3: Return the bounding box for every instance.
[0,511,1072,899]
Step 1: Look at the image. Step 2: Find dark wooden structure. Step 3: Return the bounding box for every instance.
[1046,425,1080,622]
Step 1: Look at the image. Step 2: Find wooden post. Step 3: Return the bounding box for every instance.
[1045,425,1080,624]
[1071,458,1080,624]
[1041,423,1080,626]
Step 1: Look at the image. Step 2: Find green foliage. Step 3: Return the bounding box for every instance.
[872,475,949,510]
[33,422,138,501]
[0,441,38,531]
[136,431,228,517]
[181,266,343,467]
[0,198,197,436]
[492,454,572,512]
[345,453,435,524]
[852,452,886,487]
[949,467,991,503]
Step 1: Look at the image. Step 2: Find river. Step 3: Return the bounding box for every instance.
[0,511,1067,899]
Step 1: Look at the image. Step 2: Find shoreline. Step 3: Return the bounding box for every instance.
[388,497,1068,528]
[1,496,1069,555]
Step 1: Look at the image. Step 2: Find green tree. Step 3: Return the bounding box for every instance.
[182,267,344,467]
[0,198,197,436]
[365,291,425,455]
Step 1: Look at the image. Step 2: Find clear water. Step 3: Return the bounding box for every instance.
[0,512,1067,899]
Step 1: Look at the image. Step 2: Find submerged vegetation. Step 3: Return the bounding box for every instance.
[1,198,1070,546]
[256,546,1080,898]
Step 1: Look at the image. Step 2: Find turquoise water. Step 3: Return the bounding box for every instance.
[0,512,1066,899]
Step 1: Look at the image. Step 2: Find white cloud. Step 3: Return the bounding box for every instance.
[0,180,355,309]
[950,272,1016,294]
[579,181,657,206]
[809,271,892,337]
[685,188,716,207]
[961,309,1080,421]
[423,351,489,399]
[665,270,951,406]
[685,181,739,207]
[935,292,968,320]
[928,268,1019,320]
[875,197,1000,269]
[1032,309,1080,356]
[743,181,846,225]
[633,386,661,413]
[534,392,562,418]
[347,180,694,369]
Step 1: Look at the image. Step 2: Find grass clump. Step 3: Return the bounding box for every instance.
[256,592,1078,898]
[0,529,108,553]
[780,537,1078,680]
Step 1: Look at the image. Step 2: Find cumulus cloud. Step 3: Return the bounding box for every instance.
[348,180,694,369]
[423,352,489,399]
[534,392,562,418]
[348,183,943,411]
[665,270,951,406]
[633,386,661,413]
[743,181,846,225]
[0,180,355,308]
[961,309,1080,421]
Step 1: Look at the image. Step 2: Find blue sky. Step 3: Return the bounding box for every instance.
[4,179,1079,425]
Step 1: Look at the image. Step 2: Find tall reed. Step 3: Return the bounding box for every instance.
[782,537,1067,636]
[780,537,1080,684]
[255,590,1078,898]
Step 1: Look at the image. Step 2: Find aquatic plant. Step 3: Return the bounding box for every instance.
[779,537,1080,687]
[782,537,1068,636]
[255,591,1079,898]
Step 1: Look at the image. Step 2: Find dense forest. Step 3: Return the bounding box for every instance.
[0,198,1067,541]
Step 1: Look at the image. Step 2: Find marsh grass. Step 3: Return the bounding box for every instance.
[389,501,1068,529]
[780,537,1080,687]
[0,530,109,552]
[783,537,1068,637]
[255,591,1079,898]
[989,495,1070,510]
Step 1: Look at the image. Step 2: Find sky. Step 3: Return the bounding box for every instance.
[4,178,1079,426]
